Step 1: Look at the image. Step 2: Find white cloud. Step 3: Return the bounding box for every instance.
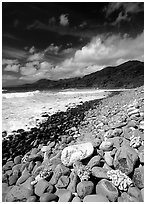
[59,14,69,26]
[29,46,36,54]
[18,32,143,82]
[3,74,17,80]
[45,44,60,55]
[4,64,20,72]
[2,59,19,65]
[27,52,44,61]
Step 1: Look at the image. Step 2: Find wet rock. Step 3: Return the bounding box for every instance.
[5,169,13,177]
[133,166,144,189]
[87,155,101,169]
[45,183,54,193]
[107,137,123,149]
[77,180,94,199]
[128,186,143,202]
[16,167,31,185]
[91,167,108,179]
[96,179,119,202]
[127,120,137,128]
[49,164,70,185]
[35,179,50,196]
[9,173,19,185]
[56,175,70,188]
[73,161,91,182]
[58,189,73,202]
[138,149,144,164]
[3,161,14,171]
[83,194,109,202]
[104,151,113,166]
[139,121,144,130]
[28,161,35,172]
[112,128,123,137]
[5,185,33,202]
[26,195,38,202]
[99,141,113,151]
[141,188,144,201]
[114,145,138,175]
[40,193,59,202]
[72,196,81,202]
[91,138,102,148]
[21,176,34,191]
[67,170,78,193]
[61,142,94,166]
[119,192,140,202]
[14,155,21,164]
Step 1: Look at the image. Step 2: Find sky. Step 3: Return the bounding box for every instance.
[2,2,144,87]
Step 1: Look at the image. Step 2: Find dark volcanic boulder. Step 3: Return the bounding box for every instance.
[113,145,138,175]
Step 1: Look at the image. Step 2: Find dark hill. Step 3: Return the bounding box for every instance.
[4,60,144,91]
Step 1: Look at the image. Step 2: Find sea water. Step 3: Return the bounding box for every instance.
[2,88,109,133]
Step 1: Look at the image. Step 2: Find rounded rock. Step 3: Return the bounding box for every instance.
[72,196,81,202]
[61,142,94,166]
[104,151,113,166]
[87,155,101,169]
[99,141,113,151]
[27,195,38,202]
[77,181,94,199]
[14,156,21,164]
[83,194,109,202]
[91,167,108,179]
[35,179,50,196]
[96,179,119,202]
[40,193,59,202]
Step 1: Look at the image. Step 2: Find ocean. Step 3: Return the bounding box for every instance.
[2,88,109,133]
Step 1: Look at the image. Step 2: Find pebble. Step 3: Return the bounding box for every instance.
[16,167,31,185]
[96,179,119,202]
[72,196,81,202]
[83,194,109,202]
[99,141,113,151]
[67,170,78,193]
[114,145,138,175]
[91,166,108,179]
[5,185,33,202]
[128,186,143,202]
[58,189,73,202]
[14,155,21,164]
[26,195,38,202]
[104,151,113,166]
[49,164,70,185]
[40,193,59,202]
[87,155,101,168]
[77,180,94,199]
[9,174,19,186]
[133,165,144,189]
[35,179,50,196]
[141,188,144,201]
[56,175,70,188]
[61,142,94,166]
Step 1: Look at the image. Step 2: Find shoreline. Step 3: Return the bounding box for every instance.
[2,90,120,162]
[2,89,110,134]
[2,86,144,202]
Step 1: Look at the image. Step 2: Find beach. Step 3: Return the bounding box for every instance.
[2,89,109,133]
[2,86,144,202]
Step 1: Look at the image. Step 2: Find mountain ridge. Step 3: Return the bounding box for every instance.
[3,60,144,90]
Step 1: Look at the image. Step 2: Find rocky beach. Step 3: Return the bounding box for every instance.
[2,86,144,202]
